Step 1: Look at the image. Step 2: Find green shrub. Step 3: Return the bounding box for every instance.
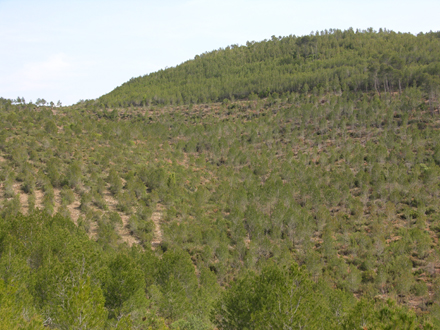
[3,177,14,198]
[80,192,92,212]
[60,187,75,205]
[92,190,108,210]
[116,191,135,214]
[412,281,428,297]
[108,211,123,228]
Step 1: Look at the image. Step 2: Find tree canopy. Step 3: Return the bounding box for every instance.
[99,29,440,107]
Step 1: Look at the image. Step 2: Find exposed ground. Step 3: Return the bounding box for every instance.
[0,175,159,248]
[151,204,164,249]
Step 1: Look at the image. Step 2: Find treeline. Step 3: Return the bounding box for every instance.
[98,28,440,107]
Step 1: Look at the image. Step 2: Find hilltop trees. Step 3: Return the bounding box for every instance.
[99,29,440,108]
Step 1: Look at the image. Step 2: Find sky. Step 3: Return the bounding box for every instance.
[1,0,439,106]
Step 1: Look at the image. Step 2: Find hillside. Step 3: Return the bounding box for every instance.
[1,29,440,329]
[99,28,440,108]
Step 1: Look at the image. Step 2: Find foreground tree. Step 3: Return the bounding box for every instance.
[212,262,340,329]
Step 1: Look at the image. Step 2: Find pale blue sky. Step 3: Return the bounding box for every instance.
[1,0,439,105]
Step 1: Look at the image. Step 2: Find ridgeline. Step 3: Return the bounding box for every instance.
[99,28,440,108]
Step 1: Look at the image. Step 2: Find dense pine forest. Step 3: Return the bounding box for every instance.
[100,28,440,108]
[1,28,440,329]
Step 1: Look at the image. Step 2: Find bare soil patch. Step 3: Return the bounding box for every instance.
[151,204,164,248]
[66,191,81,224]
[34,189,44,209]
[103,188,140,246]
[11,182,28,213]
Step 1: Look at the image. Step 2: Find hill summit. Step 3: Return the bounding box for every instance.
[99,28,440,108]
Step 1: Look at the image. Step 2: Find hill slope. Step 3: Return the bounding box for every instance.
[2,87,440,327]
[99,28,440,107]
[2,28,440,328]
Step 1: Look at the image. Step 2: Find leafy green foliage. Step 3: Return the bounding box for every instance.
[0,279,45,330]
[212,262,340,329]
